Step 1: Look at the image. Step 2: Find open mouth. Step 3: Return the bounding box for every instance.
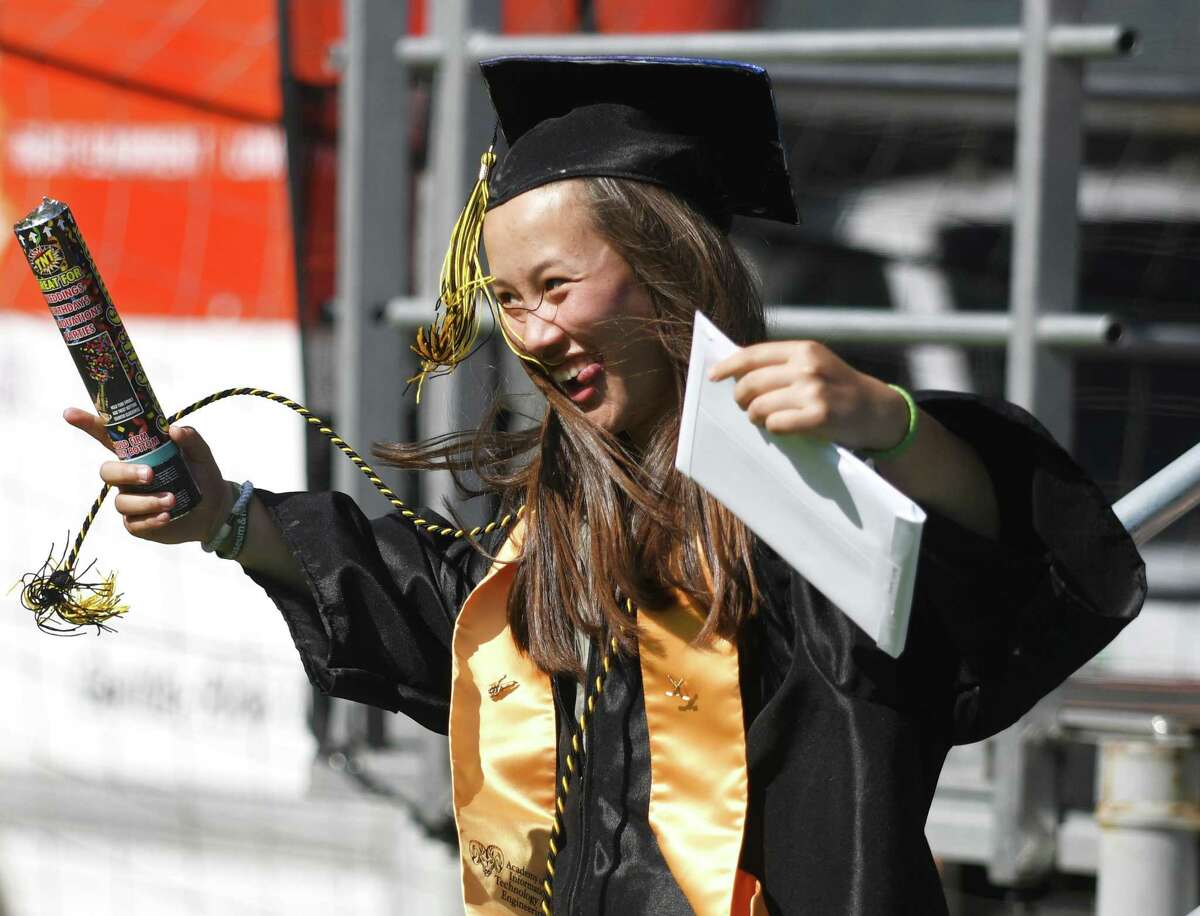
[554,360,604,404]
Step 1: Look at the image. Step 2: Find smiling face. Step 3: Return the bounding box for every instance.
[482,180,675,444]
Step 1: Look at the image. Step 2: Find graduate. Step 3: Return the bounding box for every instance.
[67,57,1146,915]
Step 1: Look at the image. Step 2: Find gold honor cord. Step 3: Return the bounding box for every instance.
[18,387,523,636]
[538,601,631,915]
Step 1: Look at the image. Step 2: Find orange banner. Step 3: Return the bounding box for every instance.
[0,1,294,321]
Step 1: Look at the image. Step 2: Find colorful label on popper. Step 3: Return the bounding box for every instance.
[14,197,202,519]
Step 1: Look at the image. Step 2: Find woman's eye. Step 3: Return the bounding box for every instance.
[544,278,566,293]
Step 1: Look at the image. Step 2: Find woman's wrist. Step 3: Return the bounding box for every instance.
[862,384,918,462]
[858,381,913,458]
[236,493,307,587]
[202,481,255,558]
[202,480,237,545]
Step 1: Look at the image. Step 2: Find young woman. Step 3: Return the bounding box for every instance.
[66,58,1144,915]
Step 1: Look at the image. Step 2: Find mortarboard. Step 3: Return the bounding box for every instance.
[409,55,798,397]
[483,56,798,226]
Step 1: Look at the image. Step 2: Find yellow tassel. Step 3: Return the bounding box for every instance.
[16,546,129,636]
[407,144,559,401]
[58,573,129,626]
[408,148,499,402]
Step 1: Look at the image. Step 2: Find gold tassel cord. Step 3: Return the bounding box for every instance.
[18,387,524,635]
[408,148,499,402]
[16,547,127,636]
[538,598,634,913]
[24,144,537,633]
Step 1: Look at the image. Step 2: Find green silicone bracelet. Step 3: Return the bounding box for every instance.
[862,384,918,461]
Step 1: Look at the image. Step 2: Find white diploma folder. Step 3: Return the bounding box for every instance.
[674,312,926,657]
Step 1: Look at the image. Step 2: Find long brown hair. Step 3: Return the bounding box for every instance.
[375,177,765,677]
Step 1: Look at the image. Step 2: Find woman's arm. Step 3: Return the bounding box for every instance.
[65,408,306,589]
[708,340,999,540]
[871,402,999,540]
[234,492,306,588]
[67,408,468,731]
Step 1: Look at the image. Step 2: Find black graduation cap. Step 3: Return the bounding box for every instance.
[408,56,798,397]
[481,55,799,227]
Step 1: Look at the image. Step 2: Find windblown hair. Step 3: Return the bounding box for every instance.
[375,177,765,677]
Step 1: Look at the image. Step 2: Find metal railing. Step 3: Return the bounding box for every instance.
[395,24,1136,66]
[386,298,1200,358]
[1116,441,1200,546]
[385,297,1122,348]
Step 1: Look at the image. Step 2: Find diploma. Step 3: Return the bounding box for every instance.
[675,312,926,657]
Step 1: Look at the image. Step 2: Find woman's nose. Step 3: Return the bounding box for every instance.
[516,309,569,363]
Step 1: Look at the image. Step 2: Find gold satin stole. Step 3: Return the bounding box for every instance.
[449,522,762,914]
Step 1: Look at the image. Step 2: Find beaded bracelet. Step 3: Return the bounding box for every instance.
[861,384,919,461]
[201,480,254,560]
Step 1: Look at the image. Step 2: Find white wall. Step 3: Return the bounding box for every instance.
[0,314,432,916]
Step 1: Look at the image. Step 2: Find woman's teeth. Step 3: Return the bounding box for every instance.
[552,362,588,384]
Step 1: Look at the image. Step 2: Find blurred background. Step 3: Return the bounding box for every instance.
[0,2,1197,914]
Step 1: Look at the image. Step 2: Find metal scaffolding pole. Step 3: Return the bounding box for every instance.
[334,1,410,517]
[388,300,1200,361]
[416,0,472,518]
[397,24,1135,67]
[1084,446,1200,916]
[768,309,1114,349]
[1095,735,1199,916]
[1114,441,1200,546]
[335,10,465,913]
[1056,710,1200,916]
[414,0,503,525]
[1006,0,1086,447]
[993,0,1086,890]
[386,299,1123,348]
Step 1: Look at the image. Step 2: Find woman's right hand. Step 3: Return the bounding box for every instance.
[64,408,233,546]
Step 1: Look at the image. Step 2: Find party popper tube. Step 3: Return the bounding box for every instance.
[14,197,202,519]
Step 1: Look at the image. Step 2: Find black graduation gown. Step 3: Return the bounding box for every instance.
[246,392,1146,915]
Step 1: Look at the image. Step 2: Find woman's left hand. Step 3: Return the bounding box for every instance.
[710,339,1001,539]
[708,340,909,452]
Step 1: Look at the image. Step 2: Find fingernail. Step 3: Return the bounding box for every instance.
[139,467,153,482]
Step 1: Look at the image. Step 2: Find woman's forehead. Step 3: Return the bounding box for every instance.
[483,181,599,268]
[486,180,585,231]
